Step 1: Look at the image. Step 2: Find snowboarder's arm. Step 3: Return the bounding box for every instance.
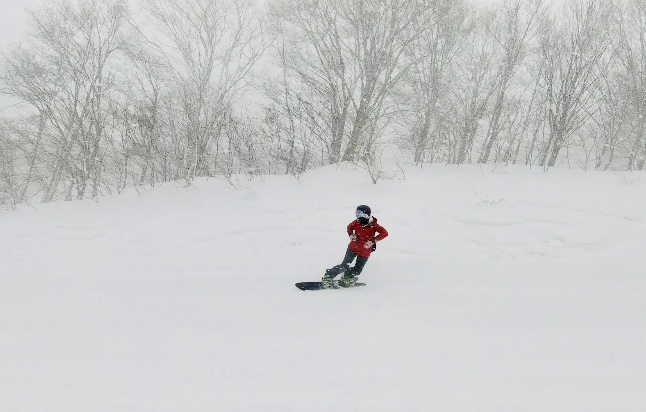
[374,224,388,242]
[347,221,357,236]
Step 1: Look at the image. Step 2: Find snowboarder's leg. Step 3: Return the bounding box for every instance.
[347,255,368,276]
[325,249,356,276]
[322,249,356,287]
[340,255,368,287]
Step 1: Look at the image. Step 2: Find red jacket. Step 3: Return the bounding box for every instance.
[347,217,388,258]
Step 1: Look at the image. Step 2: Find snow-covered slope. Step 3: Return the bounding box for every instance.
[1,165,645,411]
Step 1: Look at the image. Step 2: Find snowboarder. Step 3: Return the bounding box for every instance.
[322,205,388,288]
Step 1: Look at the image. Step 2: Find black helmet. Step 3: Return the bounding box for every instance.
[355,205,371,225]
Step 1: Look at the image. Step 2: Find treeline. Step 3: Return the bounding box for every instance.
[1,0,645,205]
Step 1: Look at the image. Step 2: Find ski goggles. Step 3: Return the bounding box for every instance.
[355,210,370,220]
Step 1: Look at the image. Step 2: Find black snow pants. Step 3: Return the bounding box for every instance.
[325,248,368,278]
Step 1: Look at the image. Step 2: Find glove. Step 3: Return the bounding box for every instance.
[364,240,374,249]
[349,234,357,241]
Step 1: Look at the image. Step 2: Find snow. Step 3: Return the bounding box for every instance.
[1,164,645,411]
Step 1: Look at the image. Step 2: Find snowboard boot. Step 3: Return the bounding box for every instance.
[321,275,335,289]
[338,274,356,288]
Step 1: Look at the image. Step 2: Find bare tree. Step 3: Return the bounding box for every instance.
[1,0,129,201]
[535,0,613,168]
[266,2,337,166]
[610,0,646,170]
[267,0,354,164]
[449,11,500,164]
[268,0,430,165]
[477,0,542,164]
[397,0,468,164]
[260,17,331,174]
[591,51,626,170]
[142,0,264,183]
[339,0,423,162]
[116,40,175,187]
[0,114,48,204]
[0,123,21,207]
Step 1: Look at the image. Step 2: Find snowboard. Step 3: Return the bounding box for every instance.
[295,281,366,291]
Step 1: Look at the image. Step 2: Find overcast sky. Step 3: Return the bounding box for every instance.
[0,0,41,48]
